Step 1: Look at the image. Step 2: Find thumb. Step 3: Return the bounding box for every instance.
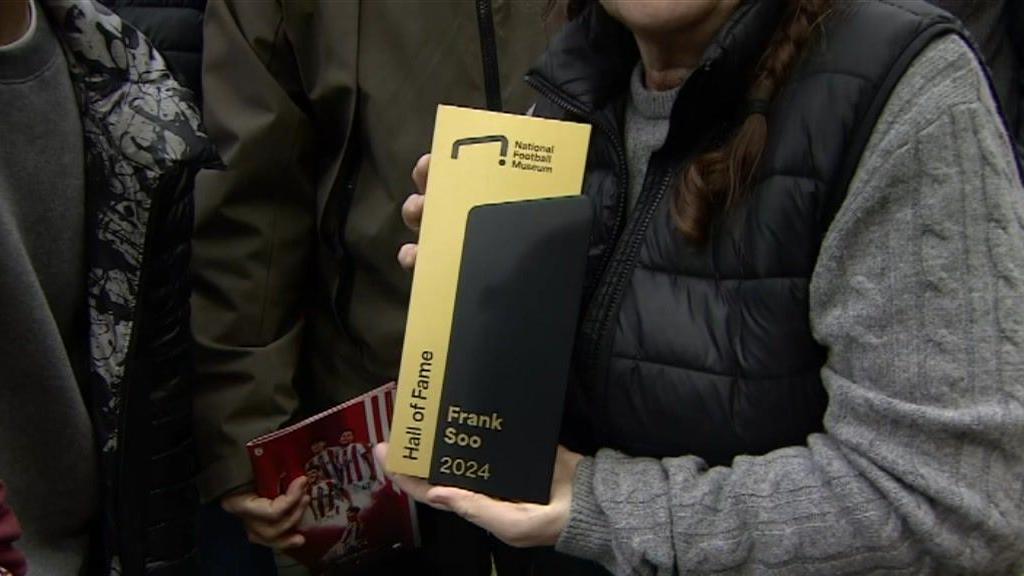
[427,486,493,524]
[373,442,389,472]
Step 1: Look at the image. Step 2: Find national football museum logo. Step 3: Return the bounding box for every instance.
[451,134,556,173]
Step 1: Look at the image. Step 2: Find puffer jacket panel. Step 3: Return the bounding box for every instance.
[135,167,199,575]
[101,0,205,97]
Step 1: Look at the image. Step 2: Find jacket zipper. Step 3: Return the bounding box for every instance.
[582,59,714,383]
[475,0,503,111]
[529,59,713,396]
[524,74,631,303]
[525,73,634,390]
[113,174,169,574]
[592,169,674,370]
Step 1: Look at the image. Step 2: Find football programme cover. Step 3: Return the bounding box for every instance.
[247,383,418,570]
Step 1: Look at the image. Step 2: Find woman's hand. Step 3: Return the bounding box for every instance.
[220,476,310,550]
[398,153,430,270]
[373,442,583,548]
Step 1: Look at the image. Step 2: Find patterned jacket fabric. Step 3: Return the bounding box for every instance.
[39,1,216,574]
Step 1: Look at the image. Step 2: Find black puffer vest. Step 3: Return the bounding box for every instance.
[527,0,966,465]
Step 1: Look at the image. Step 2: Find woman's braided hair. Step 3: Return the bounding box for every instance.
[675,0,832,243]
[554,0,833,243]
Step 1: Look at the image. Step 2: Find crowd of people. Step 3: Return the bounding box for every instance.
[1,0,1023,575]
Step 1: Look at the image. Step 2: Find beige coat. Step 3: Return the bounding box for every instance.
[192,0,552,501]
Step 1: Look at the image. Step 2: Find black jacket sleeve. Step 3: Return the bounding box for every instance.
[126,164,201,576]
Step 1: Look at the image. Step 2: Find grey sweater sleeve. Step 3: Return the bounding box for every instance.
[556,35,1024,575]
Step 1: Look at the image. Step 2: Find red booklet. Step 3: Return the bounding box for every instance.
[246,383,419,570]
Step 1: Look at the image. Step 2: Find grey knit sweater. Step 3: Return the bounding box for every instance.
[556,35,1024,575]
[624,63,682,213]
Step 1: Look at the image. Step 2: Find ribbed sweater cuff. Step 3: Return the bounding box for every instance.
[555,457,614,564]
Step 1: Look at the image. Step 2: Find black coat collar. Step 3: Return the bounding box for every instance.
[526,0,787,116]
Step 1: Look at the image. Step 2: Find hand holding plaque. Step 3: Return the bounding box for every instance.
[396,153,430,270]
[375,442,583,547]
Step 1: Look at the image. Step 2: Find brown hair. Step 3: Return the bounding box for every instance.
[553,0,833,243]
[676,0,832,243]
